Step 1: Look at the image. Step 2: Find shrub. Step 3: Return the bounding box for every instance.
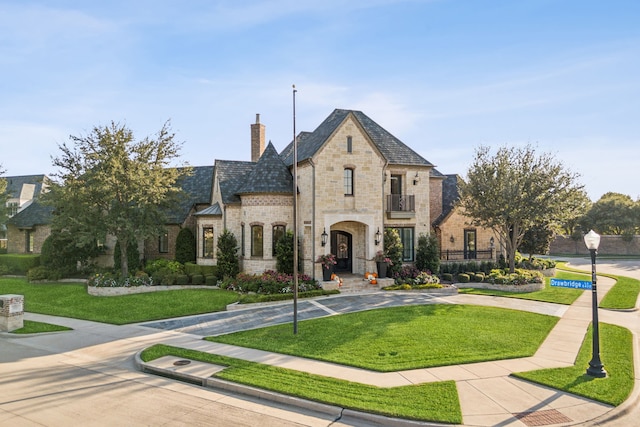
[0,254,40,274]
[161,273,177,286]
[383,228,403,276]
[175,228,196,264]
[415,233,440,274]
[216,229,239,279]
[441,273,453,282]
[175,274,189,285]
[220,270,320,295]
[205,275,217,286]
[472,273,485,282]
[88,273,153,287]
[0,264,8,275]
[27,266,49,281]
[191,273,204,285]
[487,268,544,285]
[457,273,470,283]
[145,259,184,276]
[275,230,295,275]
[184,262,201,276]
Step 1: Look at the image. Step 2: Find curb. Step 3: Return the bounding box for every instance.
[134,349,450,427]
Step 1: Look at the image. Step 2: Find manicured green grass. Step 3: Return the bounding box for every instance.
[457,269,586,304]
[514,323,634,406]
[140,344,462,424]
[10,320,72,334]
[207,305,559,372]
[0,277,239,324]
[556,263,640,310]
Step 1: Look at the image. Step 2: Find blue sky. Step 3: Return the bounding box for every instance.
[1,0,638,201]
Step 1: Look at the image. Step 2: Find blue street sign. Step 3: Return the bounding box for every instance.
[550,279,592,290]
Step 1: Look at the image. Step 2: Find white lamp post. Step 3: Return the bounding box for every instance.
[584,230,606,377]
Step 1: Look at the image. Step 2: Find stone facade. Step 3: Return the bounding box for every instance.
[6,224,50,254]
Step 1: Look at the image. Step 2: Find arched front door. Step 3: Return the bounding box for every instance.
[331,230,352,273]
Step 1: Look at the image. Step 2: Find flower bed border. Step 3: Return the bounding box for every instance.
[87,285,219,296]
[457,281,544,293]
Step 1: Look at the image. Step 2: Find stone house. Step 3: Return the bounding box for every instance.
[3,175,51,253]
[5,109,498,277]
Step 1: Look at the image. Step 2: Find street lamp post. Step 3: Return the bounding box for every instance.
[584,229,606,378]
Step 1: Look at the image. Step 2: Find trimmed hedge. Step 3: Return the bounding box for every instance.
[0,254,41,275]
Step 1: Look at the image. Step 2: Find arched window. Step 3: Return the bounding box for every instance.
[272,225,286,256]
[344,168,354,196]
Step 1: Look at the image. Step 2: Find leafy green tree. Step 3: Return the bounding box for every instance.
[415,233,440,274]
[40,230,102,277]
[383,228,403,276]
[216,229,239,279]
[175,227,196,264]
[520,224,555,259]
[275,230,295,275]
[45,121,189,277]
[560,189,591,236]
[459,144,583,273]
[582,192,636,235]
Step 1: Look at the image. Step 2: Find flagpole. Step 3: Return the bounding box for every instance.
[292,84,299,335]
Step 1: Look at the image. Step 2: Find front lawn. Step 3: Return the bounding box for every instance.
[10,320,72,334]
[207,304,559,372]
[0,277,239,324]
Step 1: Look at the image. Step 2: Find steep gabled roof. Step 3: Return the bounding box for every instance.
[164,165,214,224]
[280,109,434,167]
[5,174,47,199]
[6,200,54,228]
[433,174,463,226]
[236,142,293,195]
[215,160,255,204]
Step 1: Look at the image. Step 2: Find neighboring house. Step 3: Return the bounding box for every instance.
[432,174,499,261]
[5,200,54,254]
[2,175,50,252]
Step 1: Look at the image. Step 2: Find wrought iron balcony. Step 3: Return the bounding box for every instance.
[386,194,415,219]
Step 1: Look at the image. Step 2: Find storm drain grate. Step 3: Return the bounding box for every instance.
[513,409,572,426]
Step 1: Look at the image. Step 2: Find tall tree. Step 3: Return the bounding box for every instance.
[582,192,636,235]
[46,121,189,277]
[459,144,583,272]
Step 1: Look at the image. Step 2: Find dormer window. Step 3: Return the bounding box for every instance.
[347,136,352,153]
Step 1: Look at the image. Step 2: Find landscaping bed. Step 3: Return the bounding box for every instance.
[87,284,219,296]
[457,281,544,293]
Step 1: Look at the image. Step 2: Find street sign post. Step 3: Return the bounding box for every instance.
[550,279,592,290]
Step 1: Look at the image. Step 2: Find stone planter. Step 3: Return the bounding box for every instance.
[376,262,388,279]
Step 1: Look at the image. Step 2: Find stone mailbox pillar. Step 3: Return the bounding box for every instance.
[0,294,24,332]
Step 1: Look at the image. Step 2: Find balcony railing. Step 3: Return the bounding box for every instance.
[386,194,415,218]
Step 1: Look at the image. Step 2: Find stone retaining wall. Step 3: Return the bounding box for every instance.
[87,285,218,296]
[457,281,544,293]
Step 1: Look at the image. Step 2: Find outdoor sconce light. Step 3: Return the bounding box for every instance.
[450,235,455,243]
[374,228,381,246]
[413,172,420,185]
[321,228,328,247]
[489,237,495,247]
[584,230,606,377]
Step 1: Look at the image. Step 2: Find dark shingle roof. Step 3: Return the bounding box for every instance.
[215,160,255,204]
[433,174,462,226]
[280,109,434,167]
[5,174,47,198]
[195,202,222,216]
[236,142,293,195]
[6,201,54,228]
[164,166,214,224]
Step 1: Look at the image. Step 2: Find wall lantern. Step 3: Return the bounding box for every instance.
[450,235,455,243]
[321,228,328,247]
[413,172,420,185]
[489,237,495,247]
[374,228,382,246]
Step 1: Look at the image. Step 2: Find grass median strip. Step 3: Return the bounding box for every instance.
[513,323,634,406]
[207,305,559,372]
[140,344,462,424]
[10,320,72,334]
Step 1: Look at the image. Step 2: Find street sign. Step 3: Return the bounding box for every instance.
[550,279,592,290]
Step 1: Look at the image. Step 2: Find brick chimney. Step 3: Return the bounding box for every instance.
[250,113,265,162]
